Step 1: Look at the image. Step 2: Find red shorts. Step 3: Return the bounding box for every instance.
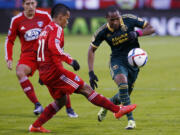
[17,53,37,76]
[45,69,85,100]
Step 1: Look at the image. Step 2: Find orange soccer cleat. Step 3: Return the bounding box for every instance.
[114,104,137,119]
[29,125,51,133]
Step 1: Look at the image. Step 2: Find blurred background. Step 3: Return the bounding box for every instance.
[0,0,180,35]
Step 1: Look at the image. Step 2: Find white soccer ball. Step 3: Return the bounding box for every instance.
[128,48,148,68]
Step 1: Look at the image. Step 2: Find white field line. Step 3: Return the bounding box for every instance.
[102,87,180,91]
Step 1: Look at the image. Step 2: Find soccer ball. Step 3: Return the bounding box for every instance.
[128,48,148,68]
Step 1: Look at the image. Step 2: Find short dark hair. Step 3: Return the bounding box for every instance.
[106,6,120,17]
[51,4,70,18]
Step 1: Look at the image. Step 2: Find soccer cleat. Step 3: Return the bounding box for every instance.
[114,104,137,119]
[33,103,44,115]
[125,120,136,129]
[98,108,108,122]
[66,108,78,118]
[29,125,51,133]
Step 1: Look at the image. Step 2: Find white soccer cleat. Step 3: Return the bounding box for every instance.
[33,104,43,115]
[98,108,108,122]
[125,120,136,130]
[66,108,78,118]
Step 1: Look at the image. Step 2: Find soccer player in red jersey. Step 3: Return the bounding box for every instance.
[5,0,78,117]
[29,4,137,133]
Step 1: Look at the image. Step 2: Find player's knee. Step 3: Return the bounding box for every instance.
[114,74,127,85]
[16,69,26,79]
[55,95,66,108]
[78,84,93,98]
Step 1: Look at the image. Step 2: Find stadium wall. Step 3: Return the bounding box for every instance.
[1,9,180,36]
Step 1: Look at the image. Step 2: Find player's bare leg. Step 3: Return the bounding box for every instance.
[66,94,78,118]
[29,95,67,133]
[16,64,43,115]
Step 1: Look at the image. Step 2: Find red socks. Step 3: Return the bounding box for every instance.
[65,94,71,109]
[19,76,39,104]
[33,102,59,127]
[88,91,119,113]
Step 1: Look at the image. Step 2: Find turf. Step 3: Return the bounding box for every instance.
[0,34,180,135]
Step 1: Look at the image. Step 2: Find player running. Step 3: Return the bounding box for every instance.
[28,4,136,133]
[5,0,78,117]
[88,6,155,129]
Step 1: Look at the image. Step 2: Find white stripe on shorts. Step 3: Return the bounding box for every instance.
[60,75,79,89]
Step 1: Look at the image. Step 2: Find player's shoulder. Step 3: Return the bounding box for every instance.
[94,23,107,36]
[11,12,23,22]
[122,14,138,20]
[35,9,51,19]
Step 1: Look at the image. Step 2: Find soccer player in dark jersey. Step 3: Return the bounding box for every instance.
[28,4,136,133]
[88,6,155,129]
[5,0,78,117]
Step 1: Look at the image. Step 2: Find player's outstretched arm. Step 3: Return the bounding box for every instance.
[88,45,98,89]
[141,23,155,36]
[128,23,155,42]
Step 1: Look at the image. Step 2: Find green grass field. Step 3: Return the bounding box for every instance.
[0,34,180,135]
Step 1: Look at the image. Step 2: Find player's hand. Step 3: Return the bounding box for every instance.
[71,60,80,71]
[6,60,12,70]
[127,31,138,42]
[89,71,98,89]
[38,78,44,85]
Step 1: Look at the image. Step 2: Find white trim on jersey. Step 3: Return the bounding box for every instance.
[36,9,52,20]
[10,13,23,29]
[88,92,98,101]
[60,75,79,89]
[57,26,62,38]
[4,38,8,60]
[47,25,53,30]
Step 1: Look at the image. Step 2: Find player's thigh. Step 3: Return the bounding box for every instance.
[110,61,128,85]
[128,69,139,95]
[16,64,32,77]
[17,57,37,76]
[47,69,85,99]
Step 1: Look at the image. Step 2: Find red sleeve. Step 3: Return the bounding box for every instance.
[5,17,18,61]
[48,28,73,65]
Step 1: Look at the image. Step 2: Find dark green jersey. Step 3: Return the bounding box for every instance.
[91,14,147,58]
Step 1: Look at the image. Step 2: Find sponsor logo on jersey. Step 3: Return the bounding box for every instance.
[21,26,26,30]
[24,28,42,41]
[37,21,44,27]
[74,76,80,82]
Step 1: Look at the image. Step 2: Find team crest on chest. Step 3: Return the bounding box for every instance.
[37,21,44,27]
[107,33,112,37]
[121,25,128,32]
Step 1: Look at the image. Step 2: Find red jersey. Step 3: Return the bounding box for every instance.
[5,9,51,61]
[36,22,73,83]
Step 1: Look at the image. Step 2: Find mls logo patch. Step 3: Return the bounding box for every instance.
[74,76,80,82]
[113,65,118,70]
[107,34,111,37]
[37,21,43,27]
[55,38,60,45]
